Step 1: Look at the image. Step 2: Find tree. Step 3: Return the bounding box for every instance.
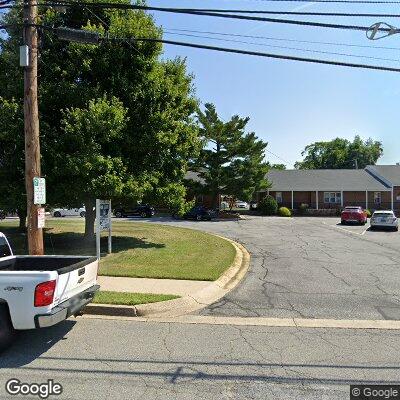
[294,136,383,170]
[55,97,137,238]
[269,163,286,170]
[193,103,269,207]
[0,97,27,231]
[0,1,199,237]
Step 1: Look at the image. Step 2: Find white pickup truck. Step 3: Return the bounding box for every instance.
[0,232,99,350]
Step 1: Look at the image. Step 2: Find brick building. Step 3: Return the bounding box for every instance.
[260,165,400,212]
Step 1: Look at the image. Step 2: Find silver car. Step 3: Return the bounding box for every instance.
[370,210,398,231]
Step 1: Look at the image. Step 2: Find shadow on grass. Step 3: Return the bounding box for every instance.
[0,226,165,256]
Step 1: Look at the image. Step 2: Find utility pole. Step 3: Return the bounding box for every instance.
[23,0,44,255]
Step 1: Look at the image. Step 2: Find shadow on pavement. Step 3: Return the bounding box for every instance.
[0,320,76,367]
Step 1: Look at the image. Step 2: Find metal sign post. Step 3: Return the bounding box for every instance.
[96,199,112,260]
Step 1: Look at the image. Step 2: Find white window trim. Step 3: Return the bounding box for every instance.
[324,192,341,204]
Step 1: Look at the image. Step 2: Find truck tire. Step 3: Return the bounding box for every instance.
[0,304,15,352]
[53,211,61,218]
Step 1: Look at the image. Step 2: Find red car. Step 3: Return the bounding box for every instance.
[341,206,367,225]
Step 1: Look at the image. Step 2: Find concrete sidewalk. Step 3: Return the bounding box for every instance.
[98,276,210,297]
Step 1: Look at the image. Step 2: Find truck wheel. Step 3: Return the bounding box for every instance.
[0,305,15,352]
[53,211,61,218]
[80,211,86,218]
[115,211,123,218]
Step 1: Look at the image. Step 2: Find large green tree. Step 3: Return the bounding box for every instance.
[0,1,199,237]
[193,103,269,207]
[0,97,26,230]
[294,136,383,170]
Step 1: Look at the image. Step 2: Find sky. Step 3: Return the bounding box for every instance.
[1,1,399,168]
[147,0,400,168]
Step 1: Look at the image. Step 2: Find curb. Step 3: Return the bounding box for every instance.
[84,236,250,319]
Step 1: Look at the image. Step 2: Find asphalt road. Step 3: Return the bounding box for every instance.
[2,216,400,400]
[1,317,399,400]
[128,216,400,320]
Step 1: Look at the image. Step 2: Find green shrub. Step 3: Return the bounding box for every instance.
[278,207,292,217]
[364,209,372,218]
[259,195,278,215]
[298,203,309,215]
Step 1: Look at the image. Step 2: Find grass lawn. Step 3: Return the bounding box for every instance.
[93,291,179,306]
[0,219,236,281]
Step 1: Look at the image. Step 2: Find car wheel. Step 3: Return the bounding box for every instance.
[53,211,61,218]
[341,220,345,225]
[196,215,202,221]
[0,305,15,352]
[395,226,399,232]
[140,212,147,218]
[80,211,86,218]
[115,211,123,218]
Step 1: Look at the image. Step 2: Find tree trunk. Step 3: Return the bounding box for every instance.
[84,198,96,240]
[17,209,27,232]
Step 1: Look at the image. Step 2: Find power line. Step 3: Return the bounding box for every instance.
[163,31,400,62]
[105,36,400,72]
[147,0,400,3]
[265,149,290,165]
[39,2,398,33]
[165,28,400,51]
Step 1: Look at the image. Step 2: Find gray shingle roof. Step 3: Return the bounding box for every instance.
[184,171,205,185]
[366,165,400,186]
[265,169,391,191]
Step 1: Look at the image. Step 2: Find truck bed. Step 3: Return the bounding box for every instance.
[0,256,97,274]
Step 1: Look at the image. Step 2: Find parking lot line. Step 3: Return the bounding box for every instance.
[322,221,365,236]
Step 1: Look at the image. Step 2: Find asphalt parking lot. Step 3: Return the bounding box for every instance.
[127,215,400,321]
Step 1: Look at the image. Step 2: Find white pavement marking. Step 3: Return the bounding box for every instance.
[322,221,366,236]
[82,314,400,331]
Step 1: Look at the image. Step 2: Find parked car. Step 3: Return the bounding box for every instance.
[52,207,86,218]
[341,206,367,225]
[370,210,398,231]
[235,201,249,209]
[0,232,99,350]
[0,210,5,220]
[183,206,213,221]
[113,204,155,218]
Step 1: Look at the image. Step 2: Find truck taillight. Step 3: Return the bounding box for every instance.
[34,280,56,307]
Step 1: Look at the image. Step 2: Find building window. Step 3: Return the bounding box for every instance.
[374,192,381,204]
[324,192,341,204]
[276,192,282,203]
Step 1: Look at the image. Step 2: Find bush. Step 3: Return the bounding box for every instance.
[298,203,309,215]
[258,195,278,215]
[365,209,372,218]
[278,207,292,217]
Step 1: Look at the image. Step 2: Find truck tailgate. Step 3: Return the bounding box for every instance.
[55,258,98,304]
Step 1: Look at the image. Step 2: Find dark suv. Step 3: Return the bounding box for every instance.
[183,206,213,221]
[113,204,155,218]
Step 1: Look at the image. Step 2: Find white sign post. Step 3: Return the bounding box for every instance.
[96,199,112,260]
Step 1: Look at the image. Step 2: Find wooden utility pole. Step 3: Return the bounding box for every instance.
[24,0,44,255]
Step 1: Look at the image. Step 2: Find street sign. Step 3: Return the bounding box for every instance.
[37,208,45,228]
[96,199,112,260]
[33,177,46,205]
